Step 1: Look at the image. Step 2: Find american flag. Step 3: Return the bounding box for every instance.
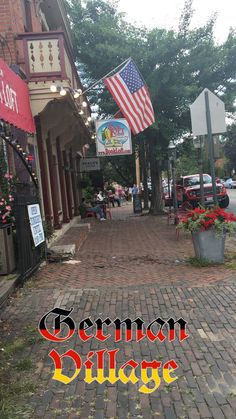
[104,59,155,135]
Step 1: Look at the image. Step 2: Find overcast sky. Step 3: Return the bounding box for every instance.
[117,0,235,44]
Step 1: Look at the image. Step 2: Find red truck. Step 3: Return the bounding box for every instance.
[175,174,229,208]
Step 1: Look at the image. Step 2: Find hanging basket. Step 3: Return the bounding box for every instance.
[191,229,226,263]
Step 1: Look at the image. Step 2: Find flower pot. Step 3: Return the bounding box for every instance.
[192,229,226,263]
[0,224,16,275]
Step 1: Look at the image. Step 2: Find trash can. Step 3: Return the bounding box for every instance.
[0,224,16,275]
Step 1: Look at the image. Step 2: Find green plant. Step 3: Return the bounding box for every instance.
[83,185,94,202]
[0,144,15,226]
[178,207,236,236]
[42,220,55,241]
[188,257,211,267]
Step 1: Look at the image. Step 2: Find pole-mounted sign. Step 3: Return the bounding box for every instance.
[190,88,226,205]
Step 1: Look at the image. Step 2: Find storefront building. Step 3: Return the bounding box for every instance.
[0,0,92,229]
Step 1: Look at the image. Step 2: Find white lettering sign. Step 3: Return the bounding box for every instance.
[0,75,19,113]
[80,158,100,172]
[27,204,45,247]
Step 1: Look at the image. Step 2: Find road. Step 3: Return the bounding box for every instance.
[226,188,236,213]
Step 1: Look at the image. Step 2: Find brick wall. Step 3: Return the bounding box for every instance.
[0,0,42,67]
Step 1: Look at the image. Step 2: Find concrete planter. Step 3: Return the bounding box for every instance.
[0,224,16,275]
[192,229,226,263]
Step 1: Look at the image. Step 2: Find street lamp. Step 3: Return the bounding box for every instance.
[193,136,205,206]
[168,141,178,217]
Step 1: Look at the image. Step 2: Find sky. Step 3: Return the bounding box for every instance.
[117,0,236,44]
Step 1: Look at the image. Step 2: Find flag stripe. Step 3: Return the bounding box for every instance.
[104,59,155,134]
[105,77,140,133]
[133,89,153,126]
[105,76,143,133]
[136,88,155,123]
[136,87,155,122]
[114,75,147,131]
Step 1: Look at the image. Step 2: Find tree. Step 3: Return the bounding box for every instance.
[65,0,236,213]
[224,124,236,174]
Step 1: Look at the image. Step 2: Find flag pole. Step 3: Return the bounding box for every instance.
[80,57,131,96]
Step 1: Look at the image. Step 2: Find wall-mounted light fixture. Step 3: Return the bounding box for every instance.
[50,83,83,99]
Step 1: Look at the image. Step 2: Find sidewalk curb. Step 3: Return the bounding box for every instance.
[0,272,21,310]
[0,218,88,311]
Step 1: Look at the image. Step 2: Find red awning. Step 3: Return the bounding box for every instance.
[0,59,35,134]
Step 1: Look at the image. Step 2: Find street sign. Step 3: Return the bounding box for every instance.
[80,157,100,172]
[190,88,226,136]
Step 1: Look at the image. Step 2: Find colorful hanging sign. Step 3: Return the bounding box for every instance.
[0,59,36,133]
[95,119,132,156]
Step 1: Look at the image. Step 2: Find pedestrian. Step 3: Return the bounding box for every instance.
[131,184,139,198]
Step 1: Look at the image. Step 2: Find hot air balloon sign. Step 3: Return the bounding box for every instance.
[95,119,132,156]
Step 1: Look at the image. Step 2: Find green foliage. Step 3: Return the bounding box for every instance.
[65,0,236,206]
[0,142,15,225]
[0,330,39,418]
[224,124,236,173]
[178,207,236,235]
[188,256,211,267]
[42,220,55,242]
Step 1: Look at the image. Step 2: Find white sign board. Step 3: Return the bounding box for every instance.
[190,88,226,136]
[27,204,45,247]
[96,119,132,156]
[80,157,100,172]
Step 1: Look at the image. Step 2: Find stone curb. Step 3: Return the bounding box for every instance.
[0,272,21,310]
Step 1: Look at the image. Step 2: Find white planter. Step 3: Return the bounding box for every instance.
[192,229,226,263]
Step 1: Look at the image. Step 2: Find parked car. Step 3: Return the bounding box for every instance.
[174,174,229,208]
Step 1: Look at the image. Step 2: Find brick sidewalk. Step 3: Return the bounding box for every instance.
[32,204,236,290]
[0,204,236,418]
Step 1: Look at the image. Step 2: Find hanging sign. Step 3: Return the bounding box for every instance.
[27,204,45,247]
[80,157,100,172]
[96,119,132,156]
[0,59,36,133]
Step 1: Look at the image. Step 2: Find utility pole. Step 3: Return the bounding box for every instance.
[205,91,217,205]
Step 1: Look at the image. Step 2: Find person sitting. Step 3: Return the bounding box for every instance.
[107,190,120,207]
[80,198,106,220]
[96,191,104,201]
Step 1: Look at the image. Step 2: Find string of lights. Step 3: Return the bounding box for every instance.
[49,82,96,140]
[0,122,38,188]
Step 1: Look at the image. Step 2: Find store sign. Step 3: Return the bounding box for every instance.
[80,157,100,172]
[96,119,132,156]
[27,204,45,247]
[0,59,36,133]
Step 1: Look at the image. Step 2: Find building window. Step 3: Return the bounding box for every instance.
[21,0,32,32]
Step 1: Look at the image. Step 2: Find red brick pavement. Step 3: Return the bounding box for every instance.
[32,204,236,290]
[1,204,236,419]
